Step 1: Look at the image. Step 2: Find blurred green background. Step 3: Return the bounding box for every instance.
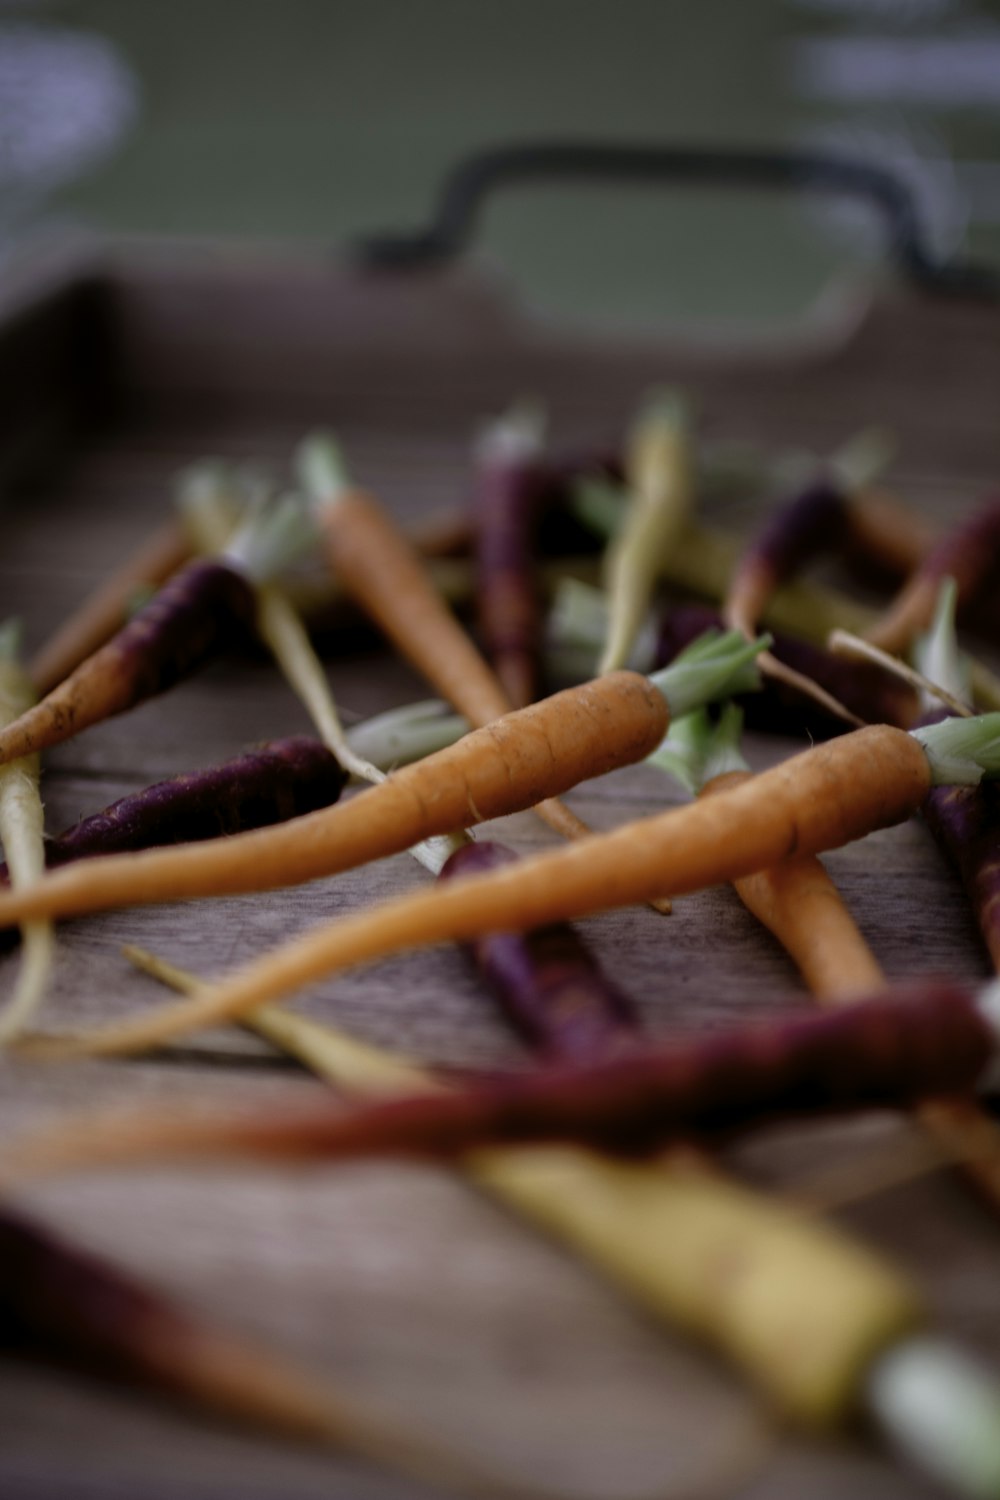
[4,0,1000,327]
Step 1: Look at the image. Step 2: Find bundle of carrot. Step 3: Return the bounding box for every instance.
[7,408,1000,1500]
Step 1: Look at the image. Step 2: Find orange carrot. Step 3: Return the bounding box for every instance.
[0,669,670,932]
[695,748,1000,1212]
[299,434,593,843]
[31,718,970,1060]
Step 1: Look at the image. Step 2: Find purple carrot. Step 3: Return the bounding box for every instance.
[0,558,258,767]
[725,478,850,640]
[0,1203,253,1394]
[0,738,346,956]
[657,602,916,738]
[39,737,346,870]
[866,494,1000,655]
[440,840,639,1061]
[472,409,551,707]
[0,1204,498,1483]
[34,980,995,1174]
[922,778,1000,972]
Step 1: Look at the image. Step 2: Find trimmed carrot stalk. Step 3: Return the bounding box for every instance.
[8,981,993,1175]
[0,558,258,764]
[0,488,317,768]
[28,518,194,698]
[0,669,670,930]
[472,403,549,708]
[440,840,639,1061]
[865,495,1000,656]
[655,603,916,737]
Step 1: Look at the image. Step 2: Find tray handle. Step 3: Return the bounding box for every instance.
[356,140,998,300]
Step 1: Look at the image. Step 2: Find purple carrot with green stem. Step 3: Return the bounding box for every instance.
[0,491,316,767]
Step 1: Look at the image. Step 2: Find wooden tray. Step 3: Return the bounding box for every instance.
[1,233,1000,1500]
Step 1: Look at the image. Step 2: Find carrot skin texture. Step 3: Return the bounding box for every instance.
[0,559,258,764]
[656,604,915,736]
[0,670,668,925]
[440,841,640,1061]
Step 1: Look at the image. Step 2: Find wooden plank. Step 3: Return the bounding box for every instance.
[0,244,999,1499]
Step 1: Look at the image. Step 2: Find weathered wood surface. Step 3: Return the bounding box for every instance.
[0,244,999,1499]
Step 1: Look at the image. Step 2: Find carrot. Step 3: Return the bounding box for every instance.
[0,494,315,767]
[597,392,693,676]
[0,668,667,930]
[0,1206,567,1499]
[297,432,596,845]
[865,494,1000,656]
[662,702,1000,1213]
[440,840,639,1061]
[29,710,1000,1060]
[553,582,916,737]
[472,402,549,708]
[28,518,192,697]
[8,981,994,1177]
[722,433,893,727]
[2,737,347,884]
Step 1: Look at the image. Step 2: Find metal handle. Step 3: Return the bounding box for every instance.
[356,140,998,299]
